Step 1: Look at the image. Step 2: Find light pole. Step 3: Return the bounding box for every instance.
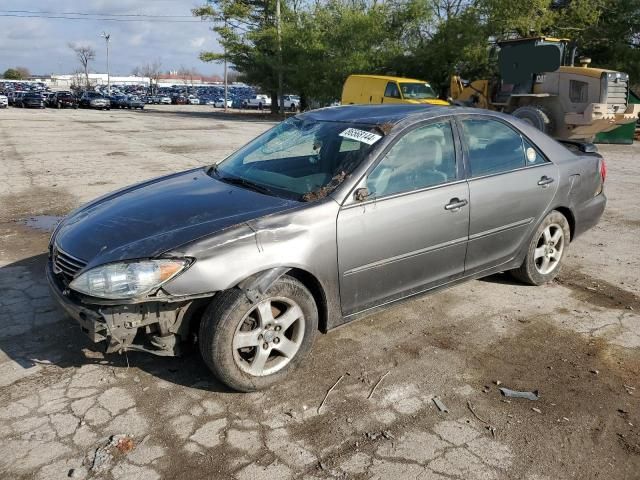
[101,32,111,95]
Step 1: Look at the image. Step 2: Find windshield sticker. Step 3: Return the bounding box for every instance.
[339,128,382,145]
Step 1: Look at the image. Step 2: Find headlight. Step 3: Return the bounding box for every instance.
[69,259,189,299]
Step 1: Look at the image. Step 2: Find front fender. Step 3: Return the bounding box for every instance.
[162,199,343,329]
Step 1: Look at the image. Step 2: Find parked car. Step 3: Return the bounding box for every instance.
[159,96,172,105]
[46,105,606,392]
[173,96,188,105]
[79,92,111,110]
[188,96,201,105]
[125,95,145,109]
[48,91,78,109]
[213,98,233,108]
[282,95,301,111]
[0,94,7,108]
[9,91,25,106]
[18,92,45,108]
[243,94,272,109]
[109,95,128,109]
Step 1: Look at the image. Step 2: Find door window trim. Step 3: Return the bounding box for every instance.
[453,114,553,181]
[341,117,464,207]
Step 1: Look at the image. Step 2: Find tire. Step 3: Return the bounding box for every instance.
[511,210,570,285]
[199,275,318,392]
[511,105,554,135]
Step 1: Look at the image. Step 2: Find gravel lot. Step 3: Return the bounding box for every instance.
[0,105,638,480]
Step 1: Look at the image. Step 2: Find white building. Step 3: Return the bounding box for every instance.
[49,73,150,89]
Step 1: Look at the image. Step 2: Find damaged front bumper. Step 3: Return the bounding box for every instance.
[46,261,203,356]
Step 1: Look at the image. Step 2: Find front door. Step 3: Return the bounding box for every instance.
[458,116,559,273]
[337,120,470,316]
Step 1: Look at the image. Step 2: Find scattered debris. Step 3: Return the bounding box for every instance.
[433,397,449,413]
[318,374,345,414]
[494,380,502,386]
[486,425,497,437]
[365,430,394,441]
[30,358,53,365]
[90,443,113,473]
[367,370,390,400]
[499,387,539,401]
[589,369,599,375]
[624,385,635,395]
[114,435,135,454]
[532,407,542,414]
[302,171,347,202]
[467,400,489,424]
[88,434,135,473]
[375,122,396,135]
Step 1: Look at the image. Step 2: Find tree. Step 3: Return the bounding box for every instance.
[193,0,282,112]
[133,60,163,94]
[2,68,26,80]
[69,43,96,88]
[577,0,640,87]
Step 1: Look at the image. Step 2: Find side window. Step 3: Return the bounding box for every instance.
[367,121,456,197]
[384,82,401,99]
[461,118,525,177]
[570,80,588,103]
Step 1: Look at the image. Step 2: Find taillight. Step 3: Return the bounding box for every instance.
[599,158,607,183]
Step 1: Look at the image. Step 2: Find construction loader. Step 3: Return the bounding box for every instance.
[450,37,640,141]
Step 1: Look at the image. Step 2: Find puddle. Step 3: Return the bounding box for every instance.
[21,215,63,232]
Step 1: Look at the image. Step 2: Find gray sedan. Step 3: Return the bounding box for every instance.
[47,105,606,391]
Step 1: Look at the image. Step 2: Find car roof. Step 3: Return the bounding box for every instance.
[299,104,452,125]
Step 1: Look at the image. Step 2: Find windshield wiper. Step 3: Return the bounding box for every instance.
[213,171,274,196]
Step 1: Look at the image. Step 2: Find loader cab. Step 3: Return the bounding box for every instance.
[493,37,574,102]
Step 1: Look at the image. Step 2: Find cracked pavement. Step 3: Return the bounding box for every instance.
[0,106,638,479]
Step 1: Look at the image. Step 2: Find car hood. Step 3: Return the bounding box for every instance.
[54,168,300,267]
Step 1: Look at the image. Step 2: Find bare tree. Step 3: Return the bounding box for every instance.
[136,59,163,94]
[177,66,198,94]
[70,69,85,92]
[69,43,96,89]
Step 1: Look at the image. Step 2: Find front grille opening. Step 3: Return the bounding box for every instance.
[53,247,87,283]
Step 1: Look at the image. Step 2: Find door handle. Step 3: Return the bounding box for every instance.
[445,198,468,211]
[537,175,554,187]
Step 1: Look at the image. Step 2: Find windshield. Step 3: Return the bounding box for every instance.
[400,82,437,100]
[210,118,382,201]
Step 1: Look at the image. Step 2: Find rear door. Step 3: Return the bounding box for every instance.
[337,119,469,315]
[457,116,559,274]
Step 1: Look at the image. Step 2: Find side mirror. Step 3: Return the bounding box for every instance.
[354,187,372,202]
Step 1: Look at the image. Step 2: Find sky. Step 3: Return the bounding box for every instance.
[0,1,223,77]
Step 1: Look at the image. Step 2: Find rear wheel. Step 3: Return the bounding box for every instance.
[511,105,554,135]
[199,275,317,392]
[511,210,570,285]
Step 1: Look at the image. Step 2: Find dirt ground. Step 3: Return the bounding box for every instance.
[0,105,638,480]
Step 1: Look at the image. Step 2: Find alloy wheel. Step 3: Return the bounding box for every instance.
[232,296,305,376]
[534,223,565,274]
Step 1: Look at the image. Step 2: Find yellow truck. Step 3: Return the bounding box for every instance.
[342,75,449,106]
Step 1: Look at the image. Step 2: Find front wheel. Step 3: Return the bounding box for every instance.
[199,275,317,392]
[511,210,570,285]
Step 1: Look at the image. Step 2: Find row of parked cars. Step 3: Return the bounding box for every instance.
[1,90,151,111]
[1,84,302,112]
